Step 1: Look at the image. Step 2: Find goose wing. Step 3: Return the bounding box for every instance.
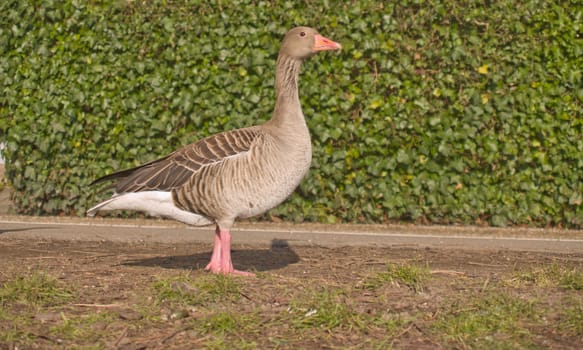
[92,127,262,193]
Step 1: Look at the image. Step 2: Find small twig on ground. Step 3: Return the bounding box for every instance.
[430,270,466,276]
[73,303,122,308]
[468,261,505,267]
[32,333,61,344]
[481,276,491,292]
[452,307,479,315]
[395,322,416,338]
[161,325,194,344]
[239,291,252,301]
[113,326,129,349]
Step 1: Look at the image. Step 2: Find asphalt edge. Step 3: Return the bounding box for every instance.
[1,215,582,240]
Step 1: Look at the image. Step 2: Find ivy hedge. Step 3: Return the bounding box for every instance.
[1,0,581,227]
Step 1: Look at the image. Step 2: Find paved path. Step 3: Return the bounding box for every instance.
[1,216,582,253]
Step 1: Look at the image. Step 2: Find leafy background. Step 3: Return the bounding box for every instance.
[1,0,581,227]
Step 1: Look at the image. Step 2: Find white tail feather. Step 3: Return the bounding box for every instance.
[86,191,213,226]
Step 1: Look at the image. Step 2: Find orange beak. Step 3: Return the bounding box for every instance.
[313,34,342,51]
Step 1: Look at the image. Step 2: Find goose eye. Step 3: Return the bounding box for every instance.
[299,31,306,37]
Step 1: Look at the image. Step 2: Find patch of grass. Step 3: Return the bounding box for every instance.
[197,311,259,335]
[289,288,362,330]
[152,273,242,306]
[49,311,116,343]
[560,300,583,336]
[364,262,430,293]
[0,270,73,307]
[508,263,583,290]
[202,334,258,350]
[199,311,240,333]
[558,268,583,291]
[433,292,541,348]
[166,310,262,349]
[0,313,35,343]
[508,264,559,287]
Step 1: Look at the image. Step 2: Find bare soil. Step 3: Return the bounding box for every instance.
[0,238,581,349]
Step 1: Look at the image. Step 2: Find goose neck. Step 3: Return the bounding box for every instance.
[275,54,302,98]
[271,54,304,127]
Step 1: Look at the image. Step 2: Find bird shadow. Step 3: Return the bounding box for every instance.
[121,239,300,272]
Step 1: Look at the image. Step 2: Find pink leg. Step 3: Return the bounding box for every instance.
[205,227,254,276]
[205,226,222,272]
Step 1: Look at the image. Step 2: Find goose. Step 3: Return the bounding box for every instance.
[87,27,341,275]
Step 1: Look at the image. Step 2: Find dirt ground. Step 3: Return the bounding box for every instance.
[0,237,582,349]
[0,166,582,348]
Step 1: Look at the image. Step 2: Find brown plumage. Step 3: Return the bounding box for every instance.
[92,127,261,193]
[87,27,341,275]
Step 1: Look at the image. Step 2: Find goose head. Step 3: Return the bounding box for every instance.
[279,27,342,60]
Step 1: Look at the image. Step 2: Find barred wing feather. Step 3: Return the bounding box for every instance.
[92,127,261,193]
